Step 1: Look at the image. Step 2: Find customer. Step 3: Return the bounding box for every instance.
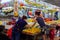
[56,23,60,32]
[12,16,30,40]
[56,24,60,38]
[49,26,56,40]
[0,25,10,40]
[34,10,46,40]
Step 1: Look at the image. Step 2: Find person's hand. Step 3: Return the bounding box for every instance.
[25,25,31,28]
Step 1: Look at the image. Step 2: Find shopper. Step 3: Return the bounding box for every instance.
[12,16,30,40]
[56,24,60,31]
[54,11,59,20]
[34,10,46,40]
[0,25,10,40]
[49,26,56,40]
[56,24,60,38]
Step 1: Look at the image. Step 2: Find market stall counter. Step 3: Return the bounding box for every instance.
[45,20,60,25]
[22,27,41,40]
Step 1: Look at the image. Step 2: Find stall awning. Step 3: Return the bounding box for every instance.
[43,0,60,7]
[1,0,12,4]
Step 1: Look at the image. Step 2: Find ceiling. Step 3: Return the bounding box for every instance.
[42,0,60,7]
[0,0,60,7]
[1,0,12,3]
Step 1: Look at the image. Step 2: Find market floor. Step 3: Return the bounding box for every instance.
[44,37,60,40]
[37,37,60,40]
[21,37,60,40]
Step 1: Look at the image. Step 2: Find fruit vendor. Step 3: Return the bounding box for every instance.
[12,15,30,40]
[34,10,46,40]
[35,11,45,28]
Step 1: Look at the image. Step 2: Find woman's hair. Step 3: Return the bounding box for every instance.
[35,10,41,16]
[22,15,27,19]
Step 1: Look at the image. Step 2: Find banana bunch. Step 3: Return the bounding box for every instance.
[31,27,41,33]
[27,18,34,22]
[56,20,60,23]
[0,21,3,25]
[25,0,44,8]
[48,9,57,13]
[14,11,18,17]
[42,9,48,13]
[23,27,41,34]
[19,6,23,10]
[25,0,29,3]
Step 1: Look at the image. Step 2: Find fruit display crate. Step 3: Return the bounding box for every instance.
[0,15,14,20]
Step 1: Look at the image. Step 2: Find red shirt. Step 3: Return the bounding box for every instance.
[49,29,55,38]
[7,28,12,39]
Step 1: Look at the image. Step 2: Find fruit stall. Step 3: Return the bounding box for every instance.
[0,0,60,40]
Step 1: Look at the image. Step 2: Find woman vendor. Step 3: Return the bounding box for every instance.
[34,10,46,40]
[12,15,30,40]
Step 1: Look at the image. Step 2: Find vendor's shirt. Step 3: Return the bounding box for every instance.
[36,17,45,28]
[13,18,27,32]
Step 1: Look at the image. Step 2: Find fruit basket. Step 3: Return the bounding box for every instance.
[2,7,13,15]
